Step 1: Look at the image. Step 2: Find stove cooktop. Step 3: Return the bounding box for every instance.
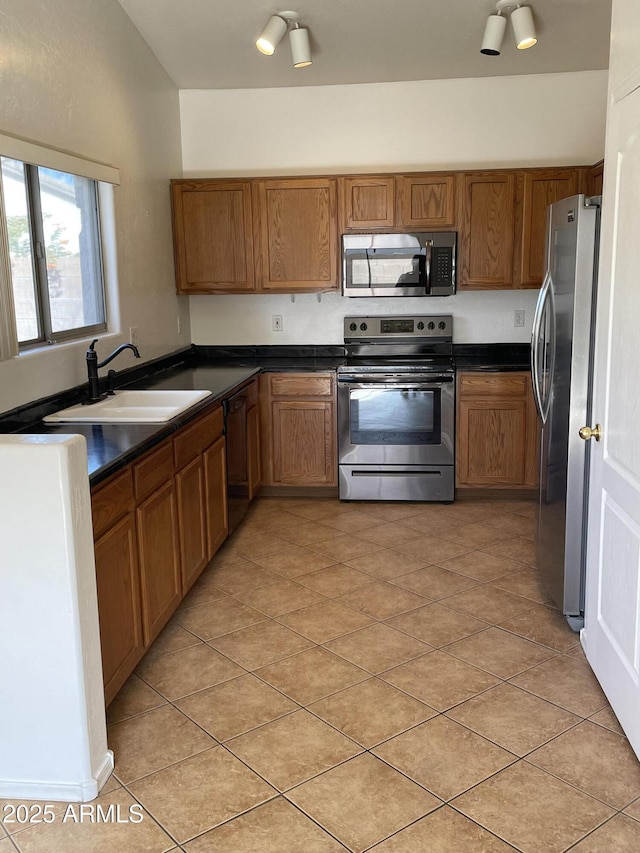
[343,314,453,343]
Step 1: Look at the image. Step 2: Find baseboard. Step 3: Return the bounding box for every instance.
[256,485,535,501]
[0,750,114,803]
[258,486,339,498]
[455,488,537,501]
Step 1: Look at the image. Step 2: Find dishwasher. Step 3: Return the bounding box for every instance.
[223,384,251,534]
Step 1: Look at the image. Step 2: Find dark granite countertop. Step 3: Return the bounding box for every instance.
[453,343,531,371]
[11,365,259,486]
[1,342,531,485]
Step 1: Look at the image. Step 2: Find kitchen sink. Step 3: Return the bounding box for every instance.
[43,390,213,423]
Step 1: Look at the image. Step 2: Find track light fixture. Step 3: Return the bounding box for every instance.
[256,11,312,68]
[480,1,537,56]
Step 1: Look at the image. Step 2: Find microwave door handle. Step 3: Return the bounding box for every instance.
[424,243,432,294]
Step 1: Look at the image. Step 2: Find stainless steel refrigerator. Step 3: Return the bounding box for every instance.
[531,194,601,632]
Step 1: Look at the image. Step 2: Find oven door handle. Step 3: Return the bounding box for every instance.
[339,380,453,391]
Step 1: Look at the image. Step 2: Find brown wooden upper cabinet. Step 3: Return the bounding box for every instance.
[172,177,338,294]
[172,164,599,295]
[516,168,580,288]
[340,173,456,231]
[254,178,338,292]
[340,176,396,230]
[171,180,256,293]
[457,172,517,290]
[396,174,456,229]
[587,160,604,196]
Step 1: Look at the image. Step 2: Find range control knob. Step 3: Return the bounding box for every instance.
[360,322,368,331]
[427,321,435,330]
[349,322,357,332]
[438,321,447,330]
[417,321,425,331]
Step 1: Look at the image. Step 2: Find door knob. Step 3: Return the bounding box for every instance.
[579,424,602,441]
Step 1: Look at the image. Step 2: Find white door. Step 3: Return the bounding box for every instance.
[582,63,640,753]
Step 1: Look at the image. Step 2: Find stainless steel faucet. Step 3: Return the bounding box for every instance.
[86,339,141,403]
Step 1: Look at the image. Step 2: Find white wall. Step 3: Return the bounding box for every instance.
[0,0,188,413]
[190,290,539,346]
[181,71,607,177]
[182,71,607,346]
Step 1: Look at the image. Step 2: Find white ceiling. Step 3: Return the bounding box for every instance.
[118,0,612,91]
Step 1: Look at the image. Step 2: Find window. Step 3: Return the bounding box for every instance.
[1,158,106,346]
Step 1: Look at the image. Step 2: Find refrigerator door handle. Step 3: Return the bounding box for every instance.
[531,273,551,422]
[540,280,556,424]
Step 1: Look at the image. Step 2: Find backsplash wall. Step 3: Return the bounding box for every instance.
[190,289,540,346]
[182,70,604,348]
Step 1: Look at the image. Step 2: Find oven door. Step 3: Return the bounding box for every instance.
[338,376,455,466]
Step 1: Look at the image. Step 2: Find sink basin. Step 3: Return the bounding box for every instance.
[43,390,213,423]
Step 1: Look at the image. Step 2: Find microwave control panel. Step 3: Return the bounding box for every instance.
[431,246,454,289]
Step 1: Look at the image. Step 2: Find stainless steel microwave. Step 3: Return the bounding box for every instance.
[342,232,456,297]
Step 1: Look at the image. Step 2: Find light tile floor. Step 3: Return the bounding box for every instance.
[4,496,640,852]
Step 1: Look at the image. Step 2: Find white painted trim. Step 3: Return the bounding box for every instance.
[0,132,120,185]
[0,752,114,803]
[0,173,19,361]
[0,435,111,803]
[612,66,640,104]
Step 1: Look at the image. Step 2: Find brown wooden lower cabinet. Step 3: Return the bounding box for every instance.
[176,455,208,593]
[94,514,144,706]
[136,479,182,644]
[260,372,337,488]
[91,402,228,702]
[456,371,539,488]
[204,434,228,559]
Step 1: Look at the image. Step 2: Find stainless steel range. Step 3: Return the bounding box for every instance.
[337,314,455,502]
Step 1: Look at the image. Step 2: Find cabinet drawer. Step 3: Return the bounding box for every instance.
[91,469,134,539]
[174,406,223,469]
[459,372,529,399]
[269,373,334,398]
[133,440,175,502]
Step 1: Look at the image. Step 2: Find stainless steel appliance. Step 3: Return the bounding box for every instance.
[338,314,455,501]
[224,385,251,534]
[531,194,601,631]
[342,232,456,297]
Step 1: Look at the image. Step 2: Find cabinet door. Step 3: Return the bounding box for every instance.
[247,404,262,500]
[340,176,395,229]
[456,371,539,488]
[171,180,255,293]
[517,169,580,288]
[136,481,182,644]
[254,178,338,292]
[458,398,528,486]
[458,172,516,289]
[397,174,456,229]
[271,400,337,486]
[94,514,144,705]
[204,434,228,559]
[176,456,208,593]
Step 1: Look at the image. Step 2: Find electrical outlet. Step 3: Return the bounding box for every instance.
[129,326,139,345]
[514,310,525,328]
[272,315,283,332]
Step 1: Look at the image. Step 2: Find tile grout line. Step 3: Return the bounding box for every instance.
[106,497,631,852]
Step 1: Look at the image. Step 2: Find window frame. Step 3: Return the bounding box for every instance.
[0,134,120,361]
[2,159,108,349]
